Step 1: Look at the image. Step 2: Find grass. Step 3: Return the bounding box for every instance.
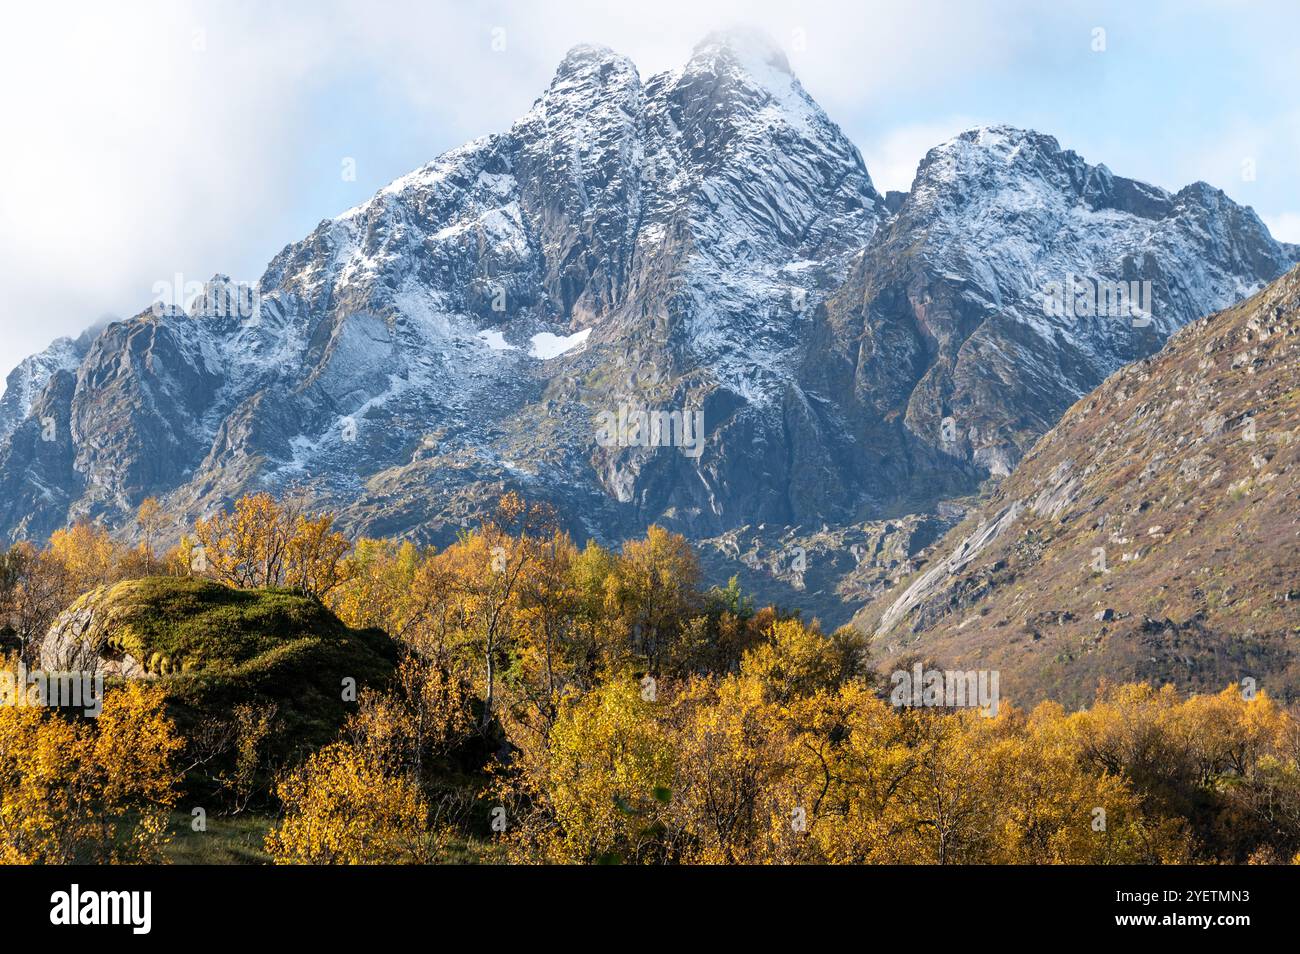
[162,811,506,865]
[87,577,370,674]
[163,810,275,865]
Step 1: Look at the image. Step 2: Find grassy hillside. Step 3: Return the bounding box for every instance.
[860,265,1300,708]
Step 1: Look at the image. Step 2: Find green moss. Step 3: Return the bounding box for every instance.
[89,577,353,671]
[87,577,397,760]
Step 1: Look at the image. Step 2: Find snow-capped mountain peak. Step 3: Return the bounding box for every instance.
[0,39,1293,558]
[688,27,795,79]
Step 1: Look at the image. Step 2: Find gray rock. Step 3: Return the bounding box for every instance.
[40,586,146,678]
[0,35,1294,618]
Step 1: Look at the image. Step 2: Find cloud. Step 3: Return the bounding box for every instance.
[858,118,983,195]
[1263,213,1300,244]
[0,1,334,379]
[1,0,1296,385]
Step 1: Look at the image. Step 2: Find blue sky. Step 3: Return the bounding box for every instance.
[1,0,1296,382]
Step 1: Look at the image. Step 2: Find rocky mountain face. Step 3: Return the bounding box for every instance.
[803,126,1295,508]
[0,32,1295,611]
[860,264,1300,707]
[0,322,105,446]
[694,502,968,630]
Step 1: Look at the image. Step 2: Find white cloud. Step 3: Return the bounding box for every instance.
[0,1,334,380]
[857,117,983,195]
[1,0,1295,387]
[1264,213,1300,245]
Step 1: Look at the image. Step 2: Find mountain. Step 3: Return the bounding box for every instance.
[0,32,1295,597]
[0,320,107,445]
[861,264,1300,706]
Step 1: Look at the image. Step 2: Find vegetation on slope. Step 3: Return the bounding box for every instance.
[862,265,1300,707]
[3,491,1300,864]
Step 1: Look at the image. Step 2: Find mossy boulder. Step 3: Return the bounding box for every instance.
[41,576,397,755]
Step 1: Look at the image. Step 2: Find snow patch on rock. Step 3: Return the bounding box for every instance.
[529,328,590,359]
[477,329,515,352]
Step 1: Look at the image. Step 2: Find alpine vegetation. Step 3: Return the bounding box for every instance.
[1,16,1298,883]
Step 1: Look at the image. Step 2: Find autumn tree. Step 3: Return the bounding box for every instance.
[511,674,675,864]
[136,497,166,573]
[740,618,867,704]
[265,741,437,864]
[606,526,701,676]
[46,521,127,595]
[667,673,798,863]
[183,702,281,815]
[0,543,75,663]
[194,493,350,597]
[403,494,556,732]
[8,487,1270,868]
[508,532,591,737]
[0,679,182,863]
[328,537,423,634]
